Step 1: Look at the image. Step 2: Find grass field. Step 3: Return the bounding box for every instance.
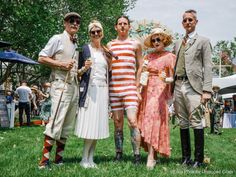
[0,119,235,177]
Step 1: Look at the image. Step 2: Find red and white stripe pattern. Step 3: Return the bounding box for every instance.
[109,39,138,110]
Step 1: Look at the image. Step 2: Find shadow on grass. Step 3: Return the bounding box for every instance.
[64,154,182,166]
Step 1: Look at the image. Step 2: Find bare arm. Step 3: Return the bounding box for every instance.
[135,40,143,88]
[38,56,75,71]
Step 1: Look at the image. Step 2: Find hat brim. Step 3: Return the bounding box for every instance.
[144,31,172,48]
[64,12,81,21]
[213,86,220,90]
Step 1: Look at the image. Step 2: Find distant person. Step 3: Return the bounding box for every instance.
[221,50,236,74]
[209,86,223,135]
[6,91,14,104]
[173,9,212,168]
[30,85,38,117]
[233,95,236,113]
[224,100,232,113]
[39,82,51,126]
[6,91,14,124]
[15,80,32,126]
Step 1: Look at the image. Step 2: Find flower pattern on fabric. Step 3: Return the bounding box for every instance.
[137,51,176,157]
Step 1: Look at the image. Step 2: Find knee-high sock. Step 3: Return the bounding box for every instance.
[55,138,66,163]
[88,140,97,164]
[81,139,93,162]
[114,129,123,153]
[40,135,55,164]
[130,127,141,155]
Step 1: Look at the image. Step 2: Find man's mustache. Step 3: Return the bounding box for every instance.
[70,24,78,28]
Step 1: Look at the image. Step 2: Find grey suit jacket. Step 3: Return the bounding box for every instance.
[173,34,213,94]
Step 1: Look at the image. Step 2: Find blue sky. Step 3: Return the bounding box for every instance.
[127,0,236,45]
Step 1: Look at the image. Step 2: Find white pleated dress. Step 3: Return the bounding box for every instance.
[74,46,109,139]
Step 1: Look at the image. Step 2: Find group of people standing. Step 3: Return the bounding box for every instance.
[11,80,51,126]
[38,9,213,170]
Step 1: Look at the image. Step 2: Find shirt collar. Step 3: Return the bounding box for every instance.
[187,31,197,39]
[63,30,71,39]
[63,30,78,46]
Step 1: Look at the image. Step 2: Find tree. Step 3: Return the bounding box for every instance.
[212,38,236,77]
[0,0,137,86]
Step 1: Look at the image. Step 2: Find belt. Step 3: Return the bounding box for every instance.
[176,75,188,80]
[55,79,72,84]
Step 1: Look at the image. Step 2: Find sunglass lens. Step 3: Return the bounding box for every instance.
[69,18,80,24]
[151,38,161,43]
[91,30,101,35]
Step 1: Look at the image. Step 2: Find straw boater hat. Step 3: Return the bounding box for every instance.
[31,86,38,91]
[144,27,172,48]
[212,85,220,90]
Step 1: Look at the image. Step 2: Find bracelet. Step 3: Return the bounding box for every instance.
[78,67,87,75]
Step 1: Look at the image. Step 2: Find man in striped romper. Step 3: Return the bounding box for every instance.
[107,16,143,164]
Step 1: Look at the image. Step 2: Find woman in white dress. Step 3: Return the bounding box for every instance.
[74,20,111,168]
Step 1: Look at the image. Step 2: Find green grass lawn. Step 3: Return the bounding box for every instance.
[0,120,235,177]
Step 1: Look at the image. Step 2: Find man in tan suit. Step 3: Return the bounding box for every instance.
[173,9,212,168]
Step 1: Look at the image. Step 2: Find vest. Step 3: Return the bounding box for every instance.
[50,33,78,84]
[176,44,186,76]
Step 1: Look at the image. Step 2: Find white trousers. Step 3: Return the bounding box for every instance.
[44,80,78,140]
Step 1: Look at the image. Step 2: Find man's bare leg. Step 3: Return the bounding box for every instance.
[113,110,124,161]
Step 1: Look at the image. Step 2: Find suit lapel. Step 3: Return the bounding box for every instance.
[185,33,198,51]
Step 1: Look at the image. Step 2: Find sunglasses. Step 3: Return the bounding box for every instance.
[69,17,80,25]
[151,38,162,43]
[182,18,194,23]
[90,30,102,35]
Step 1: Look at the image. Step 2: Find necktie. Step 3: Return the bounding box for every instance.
[182,35,188,46]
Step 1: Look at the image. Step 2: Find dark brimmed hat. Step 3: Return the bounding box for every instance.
[64,12,81,21]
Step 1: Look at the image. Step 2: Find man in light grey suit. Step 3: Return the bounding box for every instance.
[173,9,212,168]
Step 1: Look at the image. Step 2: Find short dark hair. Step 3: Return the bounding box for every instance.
[184,9,197,19]
[20,80,27,84]
[115,15,131,25]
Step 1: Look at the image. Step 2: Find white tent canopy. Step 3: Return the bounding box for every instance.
[212,74,236,95]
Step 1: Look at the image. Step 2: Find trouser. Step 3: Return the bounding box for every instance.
[18,102,31,126]
[180,128,204,163]
[44,80,78,140]
[210,112,221,133]
[174,80,203,129]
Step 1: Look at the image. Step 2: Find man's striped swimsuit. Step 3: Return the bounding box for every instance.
[109,39,138,111]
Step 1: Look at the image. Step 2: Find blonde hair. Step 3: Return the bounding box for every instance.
[151,33,173,47]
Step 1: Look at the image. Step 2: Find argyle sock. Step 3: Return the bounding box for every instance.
[55,138,66,163]
[39,135,54,165]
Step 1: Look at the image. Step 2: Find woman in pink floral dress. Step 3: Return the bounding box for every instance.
[137,28,176,169]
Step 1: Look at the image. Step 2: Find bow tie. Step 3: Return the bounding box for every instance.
[70,35,77,44]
